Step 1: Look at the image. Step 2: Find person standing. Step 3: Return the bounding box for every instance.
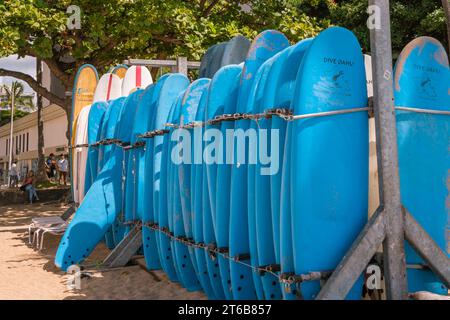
[57,154,68,185]
[9,163,19,188]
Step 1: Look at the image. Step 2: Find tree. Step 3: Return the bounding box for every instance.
[1,81,34,112]
[442,0,450,53]
[0,1,326,133]
[0,81,32,125]
[291,0,449,57]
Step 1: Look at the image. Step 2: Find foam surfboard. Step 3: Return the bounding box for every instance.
[273,38,313,300]
[394,37,449,295]
[96,97,127,249]
[191,86,217,299]
[253,39,313,300]
[111,66,153,245]
[152,74,190,281]
[73,105,91,204]
[123,84,160,269]
[291,27,368,300]
[206,65,244,300]
[199,45,216,78]
[247,56,279,300]
[55,89,145,270]
[110,64,129,79]
[70,64,98,205]
[221,35,251,67]
[172,79,210,291]
[229,30,289,299]
[166,93,197,289]
[85,73,122,193]
[122,65,153,96]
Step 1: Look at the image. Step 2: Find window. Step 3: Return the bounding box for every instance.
[6,138,8,156]
[26,132,29,152]
[22,133,25,152]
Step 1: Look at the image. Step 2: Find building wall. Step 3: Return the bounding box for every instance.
[0,104,68,179]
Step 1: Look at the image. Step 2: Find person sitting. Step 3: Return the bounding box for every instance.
[21,170,39,204]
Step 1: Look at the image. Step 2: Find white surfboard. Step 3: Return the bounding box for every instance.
[93,73,123,102]
[73,105,91,204]
[121,65,153,95]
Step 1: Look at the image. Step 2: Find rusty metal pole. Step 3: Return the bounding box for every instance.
[369,0,408,299]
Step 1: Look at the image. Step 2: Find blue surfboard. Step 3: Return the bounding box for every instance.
[151,74,190,281]
[394,36,449,295]
[55,90,145,270]
[247,56,279,300]
[274,39,313,300]
[162,93,187,284]
[291,27,368,300]
[85,101,108,193]
[221,35,251,67]
[229,30,290,299]
[177,78,211,293]
[191,86,217,299]
[205,64,244,300]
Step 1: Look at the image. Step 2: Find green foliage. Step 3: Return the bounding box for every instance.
[291,0,448,56]
[1,0,446,93]
[0,110,30,126]
[0,0,327,86]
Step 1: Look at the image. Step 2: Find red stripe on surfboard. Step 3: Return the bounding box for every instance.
[136,66,142,88]
[106,73,113,100]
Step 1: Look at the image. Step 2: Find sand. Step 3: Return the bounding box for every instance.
[0,203,206,300]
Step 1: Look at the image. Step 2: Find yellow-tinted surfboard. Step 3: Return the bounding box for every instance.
[70,64,98,201]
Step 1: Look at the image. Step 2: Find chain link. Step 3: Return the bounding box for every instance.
[141,221,332,287]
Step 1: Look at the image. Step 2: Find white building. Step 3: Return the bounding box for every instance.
[0,61,68,180]
[0,104,68,178]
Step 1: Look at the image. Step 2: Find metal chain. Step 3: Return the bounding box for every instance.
[70,104,448,149]
[141,221,331,287]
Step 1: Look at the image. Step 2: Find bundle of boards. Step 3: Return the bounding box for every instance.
[56,27,449,300]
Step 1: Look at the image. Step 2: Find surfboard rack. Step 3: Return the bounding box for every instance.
[316,0,450,300]
[122,57,200,76]
[102,223,143,268]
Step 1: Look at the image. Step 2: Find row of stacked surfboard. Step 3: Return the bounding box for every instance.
[57,27,449,299]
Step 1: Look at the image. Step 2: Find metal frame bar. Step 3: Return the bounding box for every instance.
[123,57,200,76]
[317,0,449,300]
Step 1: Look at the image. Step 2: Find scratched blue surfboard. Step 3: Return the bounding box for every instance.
[205,64,244,300]
[96,98,126,249]
[163,93,186,284]
[291,27,368,300]
[275,39,313,300]
[191,86,217,299]
[202,67,244,301]
[152,74,190,281]
[174,78,211,292]
[84,101,108,193]
[55,90,145,270]
[221,35,251,67]
[229,30,290,299]
[394,37,449,295]
[169,81,213,292]
[254,39,314,300]
[124,85,155,231]
[247,57,278,300]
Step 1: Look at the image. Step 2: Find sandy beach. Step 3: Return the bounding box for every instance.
[0,202,206,300]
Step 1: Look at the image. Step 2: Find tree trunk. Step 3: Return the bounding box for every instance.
[443,0,450,54]
[35,58,49,183]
